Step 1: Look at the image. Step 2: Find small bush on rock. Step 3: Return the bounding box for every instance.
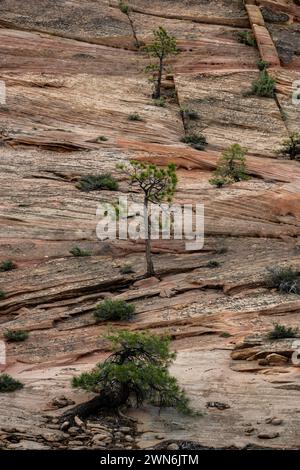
[77,174,118,192]
[267,323,298,340]
[237,31,257,47]
[209,144,249,185]
[248,70,275,98]
[0,291,5,299]
[0,374,23,393]
[94,299,135,322]
[266,266,300,294]
[181,133,207,151]
[128,113,143,121]
[70,246,91,257]
[120,264,135,275]
[276,133,300,161]
[4,330,29,342]
[0,260,16,272]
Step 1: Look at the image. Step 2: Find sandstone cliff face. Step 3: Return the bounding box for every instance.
[0,0,299,450]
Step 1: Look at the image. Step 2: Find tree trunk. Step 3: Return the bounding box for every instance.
[128,15,139,48]
[60,385,129,425]
[153,57,163,99]
[144,198,155,277]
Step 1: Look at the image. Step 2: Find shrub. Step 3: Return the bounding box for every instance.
[0,291,5,299]
[120,264,135,275]
[257,59,269,71]
[210,144,249,184]
[207,260,220,268]
[220,332,231,338]
[0,260,16,272]
[77,174,119,192]
[70,246,91,257]
[266,266,300,294]
[72,330,196,415]
[208,176,228,188]
[249,70,276,98]
[152,97,166,107]
[237,31,257,47]
[96,135,108,142]
[128,113,143,121]
[267,323,298,340]
[276,133,300,160]
[4,330,29,342]
[181,133,207,151]
[0,374,23,393]
[94,299,135,322]
[180,108,200,121]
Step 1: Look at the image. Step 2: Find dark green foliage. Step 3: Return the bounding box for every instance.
[249,70,276,98]
[70,246,91,257]
[143,27,178,99]
[128,113,143,121]
[94,299,135,322]
[257,59,269,71]
[219,332,231,338]
[181,133,207,151]
[210,144,249,185]
[120,264,135,275]
[276,133,300,160]
[0,374,23,393]
[180,108,200,121]
[237,31,257,47]
[267,323,298,340]
[208,176,227,188]
[4,329,29,342]
[0,260,16,272]
[0,291,5,299]
[266,266,300,294]
[96,135,108,142]
[77,174,119,192]
[72,330,196,415]
[152,97,166,107]
[207,260,220,268]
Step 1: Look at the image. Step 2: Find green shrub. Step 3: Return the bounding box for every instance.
[4,330,29,342]
[0,374,23,393]
[267,323,298,340]
[0,291,5,299]
[237,31,257,47]
[0,260,16,272]
[128,113,143,121]
[276,133,300,160]
[266,266,300,294]
[208,176,228,188]
[77,174,119,192]
[94,299,135,322]
[220,332,231,338]
[249,70,276,98]
[120,264,135,275]
[96,135,108,142]
[210,144,249,184]
[257,59,269,71]
[70,246,91,257]
[72,330,196,415]
[152,97,166,107]
[180,108,200,121]
[181,133,207,150]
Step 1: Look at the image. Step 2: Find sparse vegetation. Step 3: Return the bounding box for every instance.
[118,1,140,48]
[94,299,135,322]
[143,27,178,99]
[237,31,257,47]
[72,330,196,415]
[209,144,249,186]
[257,59,269,71]
[152,97,166,107]
[276,133,300,161]
[220,332,231,338]
[120,264,135,275]
[266,266,300,294]
[180,108,200,121]
[267,323,298,340]
[0,260,16,272]
[248,70,276,98]
[181,133,207,151]
[117,161,177,277]
[0,291,5,299]
[128,113,143,121]
[0,374,23,393]
[4,329,29,342]
[77,174,119,192]
[96,135,108,142]
[207,260,220,268]
[70,246,91,257]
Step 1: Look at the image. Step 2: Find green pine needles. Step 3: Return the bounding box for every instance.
[72,330,196,415]
[209,144,249,187]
